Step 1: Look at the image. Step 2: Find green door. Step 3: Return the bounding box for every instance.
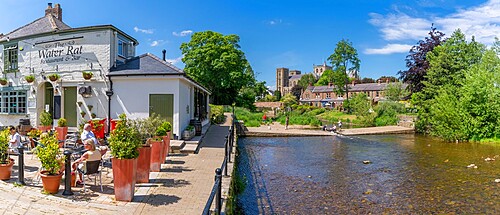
[63,87,77,127]
[44,83,54,116]
[149,94,174,128]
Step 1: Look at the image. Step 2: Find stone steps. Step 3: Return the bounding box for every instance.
[170,140,185,153]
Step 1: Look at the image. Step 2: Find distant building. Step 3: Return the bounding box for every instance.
[276,62,334,95]
[300,80,405,108]
[312,62,332,78]
[276,68,289,94]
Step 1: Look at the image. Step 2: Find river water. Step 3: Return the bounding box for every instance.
[236,135,500,214]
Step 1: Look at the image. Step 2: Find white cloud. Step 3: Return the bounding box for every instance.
[364,44,413,55]
[369,0,500,45]
[267,85,276,91]
[133,26,154,34]
[166,55,184,65]
[149,40,166,47]
[172,30,193,37]
[269,19,283,25]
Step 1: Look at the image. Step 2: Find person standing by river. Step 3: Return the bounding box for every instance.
[285,116,289,130]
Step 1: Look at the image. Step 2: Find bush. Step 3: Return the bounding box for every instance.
[0,129,10,164]
[108,114,142,159]
[234,107,263,127]
[36,133,63,175]
[40,111,52,126]
[156,121,172,136]
[210,104,225,124]
[374,102,405,126]
[57,118,67,127]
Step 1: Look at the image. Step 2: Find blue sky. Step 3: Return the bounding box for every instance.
[1,0,498,89]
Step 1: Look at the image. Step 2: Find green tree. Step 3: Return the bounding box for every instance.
[274,90,282,101]
[347,93,375,126]
[235,86,256,111]
[254,81,268,101]
[384,82,408,101]
[280,93,298,108]
[328,39,360,108]
[297,73,317,88]
[181,31,253,105]
[361,77,375,83]
[290,85,303,100]
[316,69,348,96]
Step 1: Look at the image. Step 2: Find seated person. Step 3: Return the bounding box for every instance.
[71,139,102,185]
[9,126,21,154]
[81,123,107,155]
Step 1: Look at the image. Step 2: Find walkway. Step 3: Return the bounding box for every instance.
[0,116,232,215]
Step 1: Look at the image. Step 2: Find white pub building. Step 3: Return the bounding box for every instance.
[0,3,210,138]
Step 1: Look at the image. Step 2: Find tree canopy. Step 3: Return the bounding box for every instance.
[297,73,317,89]
[398,26,445,94]
[181,31,254,105]
[328,39,360,109]
[315,69,348,96]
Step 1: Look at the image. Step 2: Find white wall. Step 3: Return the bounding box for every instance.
[0,28,135,127]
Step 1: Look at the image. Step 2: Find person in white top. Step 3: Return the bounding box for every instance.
[72,139,102,185]
[9,126,21,154]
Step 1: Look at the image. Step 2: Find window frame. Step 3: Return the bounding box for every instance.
[117,39,128,57]
[3,43,19,73]
[0,90,27,114]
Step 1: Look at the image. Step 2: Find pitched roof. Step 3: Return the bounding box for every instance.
[304,82,407,93]
[109,53,185,76]
[0,15,71,41]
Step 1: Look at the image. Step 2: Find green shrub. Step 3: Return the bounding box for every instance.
[57,118,67,127]
[108,114,142,159]
[0,129,10,164]
[209,104,225,124]
[36,133,63,175]
[40,111,52,126]
[156,121,172,136]
[374,102,405,126]
[234,107,264,127]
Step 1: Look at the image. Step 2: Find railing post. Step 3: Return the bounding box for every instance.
[215,168,222,215]
[62,150,74,196]
[224,135,228,177]
[17,146,25,185]
[228,128,232,163]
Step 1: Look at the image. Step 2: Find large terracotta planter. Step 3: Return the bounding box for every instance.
[136,145,152,183]
[40,171,63,194]
[162,134,171,159]
[0,159,15,180]
[150,139,163,172]
[38,125,52,132]
[55,126,68,141]
[112,158,137,202]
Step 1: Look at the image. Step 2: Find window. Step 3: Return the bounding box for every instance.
[117,40,128,57]
[326,93,331,99]
[376,91,380,97]
[3,44,18,73]
[0,91,26,114]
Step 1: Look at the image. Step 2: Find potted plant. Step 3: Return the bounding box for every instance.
[0,78,7,86]
[25,75,35,83]
[39,111,53,132]
[130,118,154,183]
[55,118,68,142]
[182,125,195,140]
[47,74,60,82]
[0,129,14,180]
[87,105,93,111]
[90,119,105,139]
[36,132,64,194]
[156,121,172,160]
[82,71,93,80]
[77,101,83,107]
[91,113,96,119]
[27,129,43,149]
[80,111,86,118]
[108,113,142,201]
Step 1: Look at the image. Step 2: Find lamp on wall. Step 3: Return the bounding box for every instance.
[40,70,46,80]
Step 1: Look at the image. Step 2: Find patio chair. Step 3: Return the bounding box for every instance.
[78,160,103,192]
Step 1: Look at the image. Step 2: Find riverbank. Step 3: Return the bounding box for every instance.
[241,122,414,137]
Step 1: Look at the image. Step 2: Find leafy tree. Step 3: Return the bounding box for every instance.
[316,69,348,96]
[280,93,298,108]
[273,90,282,101]
[328,39,360,107]
[254,81,268,101]
[235,86,256,111]
[181,31,253,105]
[398,26,445,94]
[262,94,277,102]
[346,93,375,126]
[361,77,375,83]
[374,102,405,126]
[377,76,398,83]
[297,73,317,88]
[384,82,408,101]
[290,85,303,100]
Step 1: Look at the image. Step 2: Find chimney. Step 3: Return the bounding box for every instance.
[352,80,355,86]
[328,82,333,87]
[162,50,166,61]
[45,3,62,21]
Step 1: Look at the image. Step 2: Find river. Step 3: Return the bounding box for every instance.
[235,135,500,214]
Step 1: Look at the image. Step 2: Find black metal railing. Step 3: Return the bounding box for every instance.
[202,113,237,215]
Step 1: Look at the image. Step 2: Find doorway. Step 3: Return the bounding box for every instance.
[63,87,77,127]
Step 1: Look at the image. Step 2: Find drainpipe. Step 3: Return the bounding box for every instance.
[105,74,114,135]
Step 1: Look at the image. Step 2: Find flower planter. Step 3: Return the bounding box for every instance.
[40,171,63,194]
[38,125,52,132]
[55,126,68,141]
[0,159,15,180]
[150,139,163,172]
[83,73,92,80]
[0,80,7,85]
[182,130,195,140]
[71,172,77,187]
[49,76,59,82]
[162,134,171,159]
[112,158,137,202]
[137,145,152,183]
